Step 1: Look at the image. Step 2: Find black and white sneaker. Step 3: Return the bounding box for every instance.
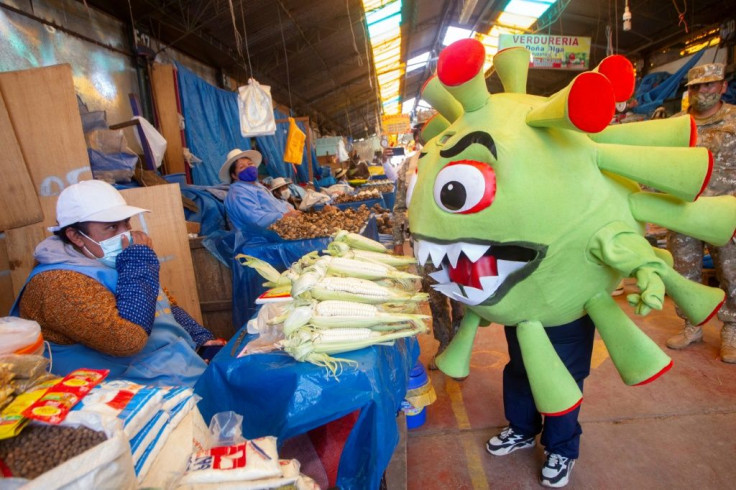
[485,426,535,456]
[540,452,575,488]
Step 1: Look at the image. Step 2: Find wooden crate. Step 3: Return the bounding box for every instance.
[189,237,235,340]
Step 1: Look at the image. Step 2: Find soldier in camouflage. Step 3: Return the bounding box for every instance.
[393,141,465,372]
[667,63,736,363]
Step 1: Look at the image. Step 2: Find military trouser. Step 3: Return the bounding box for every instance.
[667,231,736,326]
[421,262,464,354]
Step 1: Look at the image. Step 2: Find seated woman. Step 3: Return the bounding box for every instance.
[269,177,300,210]
[10,180,225,387]
[220,148,300,231]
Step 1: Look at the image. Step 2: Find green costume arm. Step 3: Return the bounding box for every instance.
[588,221,667,315]
[435,309,480,379]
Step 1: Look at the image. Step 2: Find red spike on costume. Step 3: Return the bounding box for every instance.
[438,38,486,87]
[689,116,698,147]
[568,72,615,133]
[695,150,714,199]
[596,55,636,102]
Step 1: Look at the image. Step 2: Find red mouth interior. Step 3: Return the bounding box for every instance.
[448,254,497,289]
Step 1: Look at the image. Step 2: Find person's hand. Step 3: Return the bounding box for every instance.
[393,244,404,255]
[122,231,153,249]
[203,338,228,346]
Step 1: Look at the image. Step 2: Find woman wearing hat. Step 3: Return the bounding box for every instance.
[269,177,300,209]
[221,148,300,232]
[11,180,224,386]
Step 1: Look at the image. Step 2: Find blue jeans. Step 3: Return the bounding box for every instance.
[503,316,595,459]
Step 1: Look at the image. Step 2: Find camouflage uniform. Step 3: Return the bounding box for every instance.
[667,101,736,359]
[393,154,464,362]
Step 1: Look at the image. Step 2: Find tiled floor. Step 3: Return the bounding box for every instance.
[406,279,736,489]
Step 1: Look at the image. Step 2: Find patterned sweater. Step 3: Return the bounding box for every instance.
[19,245,213,357]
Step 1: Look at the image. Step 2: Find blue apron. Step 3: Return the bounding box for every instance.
[11,263,207,387]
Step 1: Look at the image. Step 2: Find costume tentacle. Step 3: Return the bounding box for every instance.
[435,309,481,379]
[517,320,582,415]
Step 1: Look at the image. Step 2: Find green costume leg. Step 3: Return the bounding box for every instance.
[516,320,582,415]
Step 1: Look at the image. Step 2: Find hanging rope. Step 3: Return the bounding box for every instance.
[238,0,254,79]
[347,0,363,66]
[672,0,689,33]
[277,4,294,112]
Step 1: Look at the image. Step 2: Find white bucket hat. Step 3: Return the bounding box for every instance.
[219,148,262,183]
[48,180,149,232]
[269,177,290,191]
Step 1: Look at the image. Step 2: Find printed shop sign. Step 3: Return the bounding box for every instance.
[499,34,591,71]
[381,114,411,134]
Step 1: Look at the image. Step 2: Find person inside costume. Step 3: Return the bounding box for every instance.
[408,39,735,488]
[666,63,736,362]
[11,180,225,387]
[221,148,300,231]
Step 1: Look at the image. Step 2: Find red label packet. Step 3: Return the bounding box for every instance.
[22,369,109,425]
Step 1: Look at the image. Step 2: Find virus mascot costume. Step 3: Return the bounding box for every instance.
[407,39,736,415]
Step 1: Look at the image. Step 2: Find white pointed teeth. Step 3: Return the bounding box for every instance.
[446,243,463,268]
[414,240,431,266]
[460,242,490,263]
[498,259,525,277]
[427,242,447,267]
[428,268,450,283]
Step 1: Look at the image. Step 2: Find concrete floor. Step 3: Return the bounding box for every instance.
[406,279,736,489]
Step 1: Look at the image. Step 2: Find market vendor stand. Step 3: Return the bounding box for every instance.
[194,331,419,490]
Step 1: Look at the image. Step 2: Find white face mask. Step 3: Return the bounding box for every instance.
[80,230,132,268]
[280,189,291,200]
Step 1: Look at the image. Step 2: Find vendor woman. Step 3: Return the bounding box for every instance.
[221,148,300,231]
[11,180,225,387]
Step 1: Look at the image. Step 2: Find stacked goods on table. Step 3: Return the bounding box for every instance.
[269,204,371,240]
[371,203,394,235]
[332,188,382,204]
[359,179,395,193]
[0,366,139,487]
[238,231,428,376]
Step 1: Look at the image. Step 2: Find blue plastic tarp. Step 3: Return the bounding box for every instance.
[194,333,419,490]
[180,185,229,236]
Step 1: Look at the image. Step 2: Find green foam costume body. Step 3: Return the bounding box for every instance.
[408,39,736,415]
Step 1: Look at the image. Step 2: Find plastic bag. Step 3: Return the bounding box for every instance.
[208,411,245,448]
[298,189,331,211]
[133,116,168,168]
[283,117,305,165]
[238,78,276,137]
[0,317,42,356]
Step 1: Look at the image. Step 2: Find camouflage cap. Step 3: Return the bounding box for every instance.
[686,63,725,86]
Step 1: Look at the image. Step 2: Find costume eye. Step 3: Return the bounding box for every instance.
[433,160,496,214]
[406,170,418,207]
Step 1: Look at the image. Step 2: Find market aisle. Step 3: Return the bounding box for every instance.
[406,279,736,489]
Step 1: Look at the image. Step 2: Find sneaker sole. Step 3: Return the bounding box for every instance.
[540,460,575,488]
[485,439,535,456]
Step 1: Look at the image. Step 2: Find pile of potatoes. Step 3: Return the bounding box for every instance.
[372,203,394,235]
[333,188,382,204]
[269,205,371,240]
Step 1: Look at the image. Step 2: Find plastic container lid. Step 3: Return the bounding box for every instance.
[0,317,42,355]
[408,362,429,390]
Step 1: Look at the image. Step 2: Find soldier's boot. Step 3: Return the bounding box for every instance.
[666,324,703,349]
[720,324,736,364]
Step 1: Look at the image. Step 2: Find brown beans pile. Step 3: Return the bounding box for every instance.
[372,203,394,234]
[0,425,107,479]
[360,182,395,193]
[269,205,371,240]
[333,188,382,204]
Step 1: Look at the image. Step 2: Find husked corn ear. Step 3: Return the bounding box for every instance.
[315,300,378,317]
[310,277,428,304]
[333,230,387,253]
[317,277,394,297]
[316,327,377,343]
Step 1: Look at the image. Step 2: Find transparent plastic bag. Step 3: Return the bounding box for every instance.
[238,78,276,137]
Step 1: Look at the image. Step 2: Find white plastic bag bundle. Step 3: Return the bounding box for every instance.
[298,190,331,211]
[238,78,276,137]
[0,317,42,356]
[133,116,168,168]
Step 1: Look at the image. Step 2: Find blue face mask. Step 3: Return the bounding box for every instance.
[81,231,132,268]
[238,166,258,182]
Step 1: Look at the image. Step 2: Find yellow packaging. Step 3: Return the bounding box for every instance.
[0,378,58,439]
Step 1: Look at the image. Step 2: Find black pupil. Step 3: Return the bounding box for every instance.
[440,181,466,210]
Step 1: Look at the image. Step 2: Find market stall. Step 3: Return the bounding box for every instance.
[195,333,419,489]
